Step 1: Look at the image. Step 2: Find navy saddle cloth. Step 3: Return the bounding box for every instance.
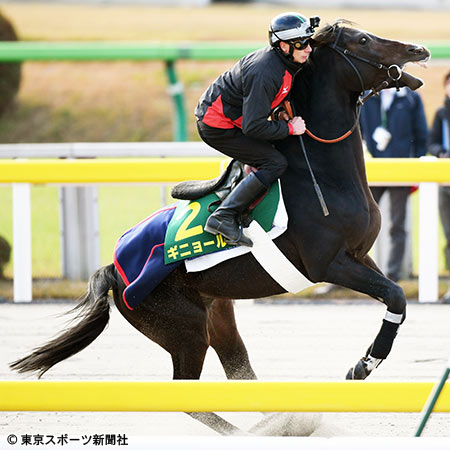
[113,205,182,310]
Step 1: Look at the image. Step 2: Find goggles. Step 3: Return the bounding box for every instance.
[290,38,312,50]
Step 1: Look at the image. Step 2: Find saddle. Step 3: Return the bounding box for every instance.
[114,160,282,307]
[171,159,245,203]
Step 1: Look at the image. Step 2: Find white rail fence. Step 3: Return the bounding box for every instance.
[0,142,447,303]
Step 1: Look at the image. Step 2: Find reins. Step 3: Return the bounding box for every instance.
[283,99,359,144]
[305,109,363,143]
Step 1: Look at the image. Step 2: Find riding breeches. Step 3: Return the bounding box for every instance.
[197,121,288,188]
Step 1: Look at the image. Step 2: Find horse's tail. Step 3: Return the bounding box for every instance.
[10,264,118,378]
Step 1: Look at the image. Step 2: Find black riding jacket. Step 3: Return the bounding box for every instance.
[195,46,302,141]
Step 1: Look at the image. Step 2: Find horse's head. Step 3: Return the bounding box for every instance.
[311,20,430,93]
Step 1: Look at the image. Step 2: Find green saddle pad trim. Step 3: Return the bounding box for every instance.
[164,181,280,264]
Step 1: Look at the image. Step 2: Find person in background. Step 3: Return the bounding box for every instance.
[360,87,428,282]
[428,70,450,303]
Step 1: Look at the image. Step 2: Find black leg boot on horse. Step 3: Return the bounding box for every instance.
[205,172,267,247]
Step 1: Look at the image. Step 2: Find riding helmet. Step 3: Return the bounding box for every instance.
[269,12,320,47]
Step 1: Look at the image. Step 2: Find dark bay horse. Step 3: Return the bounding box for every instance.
[11,22,429,434]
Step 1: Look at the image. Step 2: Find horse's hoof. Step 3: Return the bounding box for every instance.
[345,356,382,380]
[346,360,369,380]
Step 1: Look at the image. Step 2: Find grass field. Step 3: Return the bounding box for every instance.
[0,3,449,284]
[0,184,169,277]
[1,3,449,143]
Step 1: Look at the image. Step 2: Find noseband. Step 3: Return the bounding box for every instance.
[305,26,403,144]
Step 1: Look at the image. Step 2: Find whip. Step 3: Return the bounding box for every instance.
[283,100,329,216]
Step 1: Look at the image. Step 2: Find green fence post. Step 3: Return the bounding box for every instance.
[415,363,450,436]
[165,60,187,142]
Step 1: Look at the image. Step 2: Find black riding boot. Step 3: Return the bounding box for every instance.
[205,172,267,247]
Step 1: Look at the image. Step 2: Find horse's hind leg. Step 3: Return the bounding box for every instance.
[207,301,325,437]
[208,299,257,380]
[322,249,406,380]
[114,278,247,435]
[163,301,246,435]
[113,270,210,380]
[167,296,249,435]
[185,298,255,435]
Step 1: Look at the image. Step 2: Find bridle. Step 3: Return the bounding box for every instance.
[303,26,403,144]
[284,26,406,217]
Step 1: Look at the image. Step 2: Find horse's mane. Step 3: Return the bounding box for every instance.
[302,19,357,73]
[294,19,358,107]
[312,19,356,47]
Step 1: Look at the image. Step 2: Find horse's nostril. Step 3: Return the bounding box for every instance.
[407,45,424,54]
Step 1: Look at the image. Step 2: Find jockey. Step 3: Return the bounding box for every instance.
[196,12,320,247]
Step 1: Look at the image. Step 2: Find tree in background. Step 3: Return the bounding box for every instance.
[0,10,21,117]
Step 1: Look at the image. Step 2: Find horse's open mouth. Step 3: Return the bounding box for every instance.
[397,47,431,90]
[397,55,430,91]
[413,56,430,68]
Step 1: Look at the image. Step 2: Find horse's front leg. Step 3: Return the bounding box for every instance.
[321,249,406,380]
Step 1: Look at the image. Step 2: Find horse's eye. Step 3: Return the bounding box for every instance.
[360,37,368,45]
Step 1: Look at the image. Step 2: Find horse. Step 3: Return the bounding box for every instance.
[10,21,430,435]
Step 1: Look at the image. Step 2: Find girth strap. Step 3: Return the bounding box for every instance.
[243,220,314,293]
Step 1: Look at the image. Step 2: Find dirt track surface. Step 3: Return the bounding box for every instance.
[1,299,450,439]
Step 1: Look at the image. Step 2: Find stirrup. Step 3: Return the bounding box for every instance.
[205,217,253,247]
[223,224,253,248]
